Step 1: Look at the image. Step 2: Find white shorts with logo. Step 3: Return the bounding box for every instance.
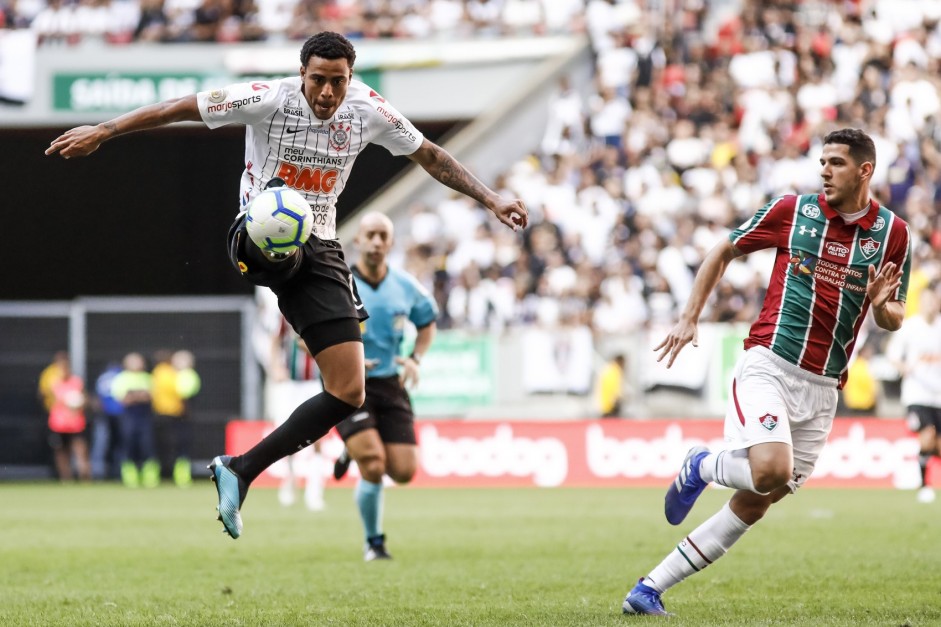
[724,346,839,492]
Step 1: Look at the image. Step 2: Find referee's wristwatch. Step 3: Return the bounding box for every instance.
[409,352,422,365]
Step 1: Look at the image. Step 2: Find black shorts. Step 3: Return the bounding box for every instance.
[49,431,86,449]
[335,375,416,444]
[907,405,941,432]
[227,212,368,345]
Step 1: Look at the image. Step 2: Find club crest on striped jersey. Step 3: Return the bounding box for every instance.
[858,237,881,259]
[801,204,820,219]
[329,121,351,151]
[789,250,816,275]
[758,413,778,431]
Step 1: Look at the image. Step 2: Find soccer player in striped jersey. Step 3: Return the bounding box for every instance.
[46,31,527,540]
[622,129,911,616]
[332,212,438,561]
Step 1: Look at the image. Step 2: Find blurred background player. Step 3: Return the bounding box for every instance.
[624,129,911,616]
[112,352,160,488]
[46,31,526,539]
[153,350,202,487]
[267,308,327,512]
[333,212,438,560]
[41,352,91,482]
[90,361,124,481]
[887,285,941,503]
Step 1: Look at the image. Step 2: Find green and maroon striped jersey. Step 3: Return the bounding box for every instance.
[729,193,911,387]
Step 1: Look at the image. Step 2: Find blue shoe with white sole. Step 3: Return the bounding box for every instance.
[209,455,248,539]
[622,579,669,616]
[664,446,710,526]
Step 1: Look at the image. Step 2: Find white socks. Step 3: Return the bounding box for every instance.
[304,451,326,511]
[643,502,751,594]
[699,449,761,493]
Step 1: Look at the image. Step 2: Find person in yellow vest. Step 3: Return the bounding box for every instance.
[152,350,202,487]
[596,354,627,418]
[37,351,69,413]
[842,343,880,416]
[112,352,159,487]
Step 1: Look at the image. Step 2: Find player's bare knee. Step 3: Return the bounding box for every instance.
[752,462,792,494]
[387,467,416,484]
[330,384,365,408]
[358,455,386,482]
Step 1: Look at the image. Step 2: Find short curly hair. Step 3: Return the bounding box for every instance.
[823,128,876,168]
[300,32,356,69]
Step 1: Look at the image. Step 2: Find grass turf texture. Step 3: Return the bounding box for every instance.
[2,484,939,626]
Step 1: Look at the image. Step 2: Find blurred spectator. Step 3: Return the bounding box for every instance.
[595,353,626,417]
[37,350,68,413]
[841,343,880,416]
[89,361,123,480]
[152,349,201,487]
[42,353,91,481]
[134,0,168,41]
[111,352,159,488]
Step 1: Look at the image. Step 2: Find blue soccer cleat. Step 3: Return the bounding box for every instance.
[209,455,248,539]
[622,579,669,616]
[664,445,710,526]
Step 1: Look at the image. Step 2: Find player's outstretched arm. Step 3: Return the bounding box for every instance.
[655,238,740,368]
[407,139,528,231]
[867,262,905,331]
[45,95,202,159]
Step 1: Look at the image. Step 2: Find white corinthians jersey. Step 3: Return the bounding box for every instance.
[886,313,941,408]
[196,77,424,240]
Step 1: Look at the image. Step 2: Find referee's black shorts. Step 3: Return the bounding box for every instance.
[335,375,417,444]
[227,212,368,355]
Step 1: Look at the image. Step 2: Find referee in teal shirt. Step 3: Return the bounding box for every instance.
[334,212,438,561]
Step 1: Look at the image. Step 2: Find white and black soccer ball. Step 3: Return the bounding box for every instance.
[246,186,313,255]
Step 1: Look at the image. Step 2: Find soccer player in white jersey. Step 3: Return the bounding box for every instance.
[622,129,912,616]
[46,31,527,540]
[887,285,941,503]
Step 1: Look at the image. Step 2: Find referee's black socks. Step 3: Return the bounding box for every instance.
[230,391,358,485]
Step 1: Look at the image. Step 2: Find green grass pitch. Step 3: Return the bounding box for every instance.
[2,483,939,626]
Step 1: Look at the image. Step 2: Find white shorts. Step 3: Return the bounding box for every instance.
[265,378,323,426]
[724,346,839,492]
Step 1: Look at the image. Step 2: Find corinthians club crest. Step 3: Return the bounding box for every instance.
[329,121,352,151]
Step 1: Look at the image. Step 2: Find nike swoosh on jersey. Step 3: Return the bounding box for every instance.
[350,411,369,422]
[285,127,306,134]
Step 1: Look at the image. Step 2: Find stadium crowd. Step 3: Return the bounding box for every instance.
[9,0,941,347]
[393,0,941,349]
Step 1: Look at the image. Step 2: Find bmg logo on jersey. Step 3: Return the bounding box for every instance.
[275,162,339,193]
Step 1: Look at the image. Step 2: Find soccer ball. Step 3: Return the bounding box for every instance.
[246,187,313,256]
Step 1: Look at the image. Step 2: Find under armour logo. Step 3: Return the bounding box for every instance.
[799,225,817,238]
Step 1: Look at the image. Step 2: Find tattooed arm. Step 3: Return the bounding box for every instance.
[408,139,528,230]
[46,95,202,159]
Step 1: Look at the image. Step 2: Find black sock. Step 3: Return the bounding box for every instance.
[231,391,358,484]
[919,453,931,487]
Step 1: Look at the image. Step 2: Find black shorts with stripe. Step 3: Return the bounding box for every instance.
[335,375,416,445]
[227,212,368,350]
[907,405,941,433]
